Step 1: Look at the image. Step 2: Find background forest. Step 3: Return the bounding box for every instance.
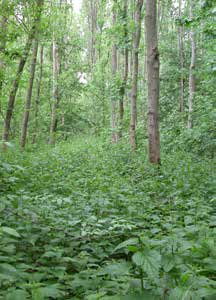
[0,0,215,299]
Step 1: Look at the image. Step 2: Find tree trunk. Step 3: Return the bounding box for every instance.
[145,0,160,164]
[128,0,135,80]
[130,0,143,150]
[178,0,184,112]
[188,0,196,129]
[49,40,61,145]
[0,15,7,104]
[20,40,39,148]
[118,0,128,139]
[111,2,117,143]
[32,45,44,144]
[2,0,44,146]
[141,50,147,120]
[90,0,97,66]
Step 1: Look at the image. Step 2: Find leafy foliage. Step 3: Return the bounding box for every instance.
[0,137,215,299]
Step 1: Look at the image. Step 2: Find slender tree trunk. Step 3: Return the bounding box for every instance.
[111,2,117,143]
[178,0,184,112]
[0,15,7,95]
[130,0,143,150]
[141,51,147,120]
[86,4,92,66]
[129,0,135,80]
[20,40,39,148]
[2,0,44,146]
[90,0,97,66]
[32,45,44,144]
[129,50,133,79]
[49,40,61,145]
[188,0,196,129]
[145,0,160,164]
[118,0,128,139]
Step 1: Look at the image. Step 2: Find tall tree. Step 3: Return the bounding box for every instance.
[90,0,98,65]
[111,1,118,143]
[178,0,185,112]
[128,0,135,80]
[83,0,98,67]
[130,0,143,150]
[145,0,160,164]
[32,45,44,144]
[49,39,61,145]
[2,0,44,145]
[188,0,196,129]
[118,0,128,139]
[0,15,7,95]
[20,39,39,148]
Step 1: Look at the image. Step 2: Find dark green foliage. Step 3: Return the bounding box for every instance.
[0,137,215,299]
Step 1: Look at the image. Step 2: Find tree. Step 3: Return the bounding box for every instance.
[49,39,61,145]
[130,0,143,150]
[2,0,44,146]
[32,45,44,144]
[0,10,7,98]
[178,0,185,112]
[90,0,98,65]
[20,40,39,149]
[188,0,196,129]
[111,1,118,143]
[83,0,98,68]
[145,0,160,164]
[118,0,129,140]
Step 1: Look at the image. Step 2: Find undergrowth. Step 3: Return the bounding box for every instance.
[0,137,215,299]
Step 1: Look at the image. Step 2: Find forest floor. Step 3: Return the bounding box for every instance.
[0,137,215,299]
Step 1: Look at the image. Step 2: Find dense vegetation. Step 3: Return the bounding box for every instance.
[0,0,215,299]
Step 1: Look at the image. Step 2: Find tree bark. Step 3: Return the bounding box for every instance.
[111,2,117,143]
[90,0,98,66]
[130,0,143,150]
[141,50,147,120]
[2,0,44,146]
[178,0,184,112]
[188,0,196,129]
[20,40,39,148]
[0,14,7,119]
[32,45,44,144]
[49,39,61,145]
[118,0,128,140]
[145,0,160,164]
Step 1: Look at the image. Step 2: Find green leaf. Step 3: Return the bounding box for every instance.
[0,263,17,280]
[168,287,195,300]
[0,202,6,212]
[198,288,216,298]
[203,257,216,271]
[42,251,59,258]
[2,226,20,238]
[86,292,107,300]
[132,250,161,279]
[122,292,157,300]
[32,284,63,299]
[105,262,131,276]
[114,238,139,252]
[6,290,28,300]
[32,288,44,300]
[162,254,175,272]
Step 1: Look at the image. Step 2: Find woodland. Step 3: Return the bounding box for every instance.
[0,0,216,299]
